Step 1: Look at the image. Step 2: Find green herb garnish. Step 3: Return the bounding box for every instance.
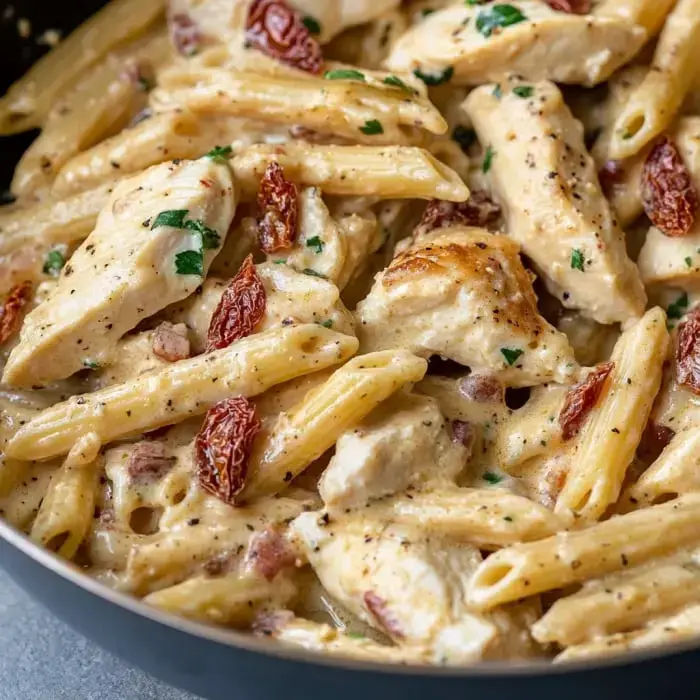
[82,359,100,370]
[503,515,514,522]
[482,145,495,173]
[383,75,417,94]
[413,66,453,86]
[667,292,689,320]
[325,69,366,82]
[320,319,334,328]
[513,85,534,98]
[273,259,288,265]
[306,236,325,254]
[185,219,221,249]
[452,125,476,151]
[175,250,204,276]
[43,249,66,277]
[501,347,523,366]
[492,83,503,98]
[152,209,188,229]
[571,249,585,271]
[205,145,233,163]
[483,471,502,484]
[302,15,321,34]
[302,268,327,278]
[476,4,527,37]
[360,119,384,135]
[686,256,693,268]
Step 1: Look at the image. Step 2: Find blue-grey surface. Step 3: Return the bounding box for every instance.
[0,568,201,700]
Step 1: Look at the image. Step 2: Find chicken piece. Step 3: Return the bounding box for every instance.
[164,262,355,354]
[355,226,578,387]
[385,2,645,87]
[464,79,646,325]
[318,392,466,512]
[3,158,235,387]
[290,513,499,663]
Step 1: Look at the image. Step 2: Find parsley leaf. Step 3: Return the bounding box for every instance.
[492,83,503,98]
[273,259,288,265]
[320,319,334,328]
[43,249,66,276]
[325,69,366,82]
[501,347,523,366]
[205,145,233,163]
[503,515,514,522]
[152,209,189,229]
[302,268,327,278]
[175,250,204,276]
[306,236,325,254]
[476,4,527,37]
[383,75,417,94]
[184,219,221,249]
[82,359,100,370]
[452,125,476,151]
[571,249,585,271]
[360,119,384,135]
[686,256,693,268]
[482,145,495,173]
[413,66,453,86]
[421,8,435,17]
[483,471,502,484]
[513,85,534,98]
[346,632,365,639]
[667,292,689,320]
[302,15,321,34]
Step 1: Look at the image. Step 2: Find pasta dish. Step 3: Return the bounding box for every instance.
[2,0,700,667]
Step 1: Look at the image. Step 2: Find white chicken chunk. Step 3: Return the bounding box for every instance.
[3,158,235,387]
[164,262,355,354]
[355,226,577,387]
[319,392,466,513]
[464,79,646,325]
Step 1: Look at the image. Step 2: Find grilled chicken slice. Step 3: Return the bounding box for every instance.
[355,226,578,387]
[3,158,235,387]
[464,79,646,325]
[319,392,467,513]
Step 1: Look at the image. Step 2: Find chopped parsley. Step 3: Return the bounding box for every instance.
[346,632,365,639]
[571,249,585,271]
[43,249,66,276]
[82,359,100,370]
[482,145,495,173]
[501,347,523,366]
[476,4,527,37]
[306,236,325,254]
[273,259,288,265]
[360,119,384,135]
[205,145,233,163]
[175,250,204,276]
[452,125,476,151]
[483,471,502,484]
[324,69,366,82]
[421,8,435,17]
[667,292,689,320]
[383,75,417,94]
[320,319,334,328]
[302,268,327,279]
[513,85,534,98]
[184,219,221,249]
[686,256,693,268]
[151,209,188,229]
[492,83,503,98]
[503,515,514,522]
[413,66,453,86]
[302,15,322,34]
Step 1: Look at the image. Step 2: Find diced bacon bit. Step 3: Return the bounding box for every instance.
[637,420,676,463]
[195,396,261,505]
[544,0,591,13]
[256,162,299,253]
[244,525,298,582]
[598,160,625,198]
[206,255,266,352]
[363,591,405,640]
[246,0,323,75]
[0,281,32,346]
[127,441,177,482]
[559,362,614,441]
[152,322,191,363]
[642,137,699,238]
[451,420,474,450]
[676,306,700,395]
[414,193,501,237]
[253,609,295,636]
[168,12,202,56]
[458,374,504,403]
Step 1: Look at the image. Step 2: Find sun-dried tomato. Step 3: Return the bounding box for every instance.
[544,0,591,13]
[458,375,504,403]
[127,441,177,482]
[363,591,404,639]
[559,362,614,441]
[244,526,297,581]
[195,396,261,505]
[0,281,32,346]
[598,160,625,198]
[414,192,501,237]
[206,255,266,352]
[168,12,202,56]
[637,420,676,463]
[642,137,699,238]
[256,162,299,253]
[676,306,700,395]
[246,0,323,74]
